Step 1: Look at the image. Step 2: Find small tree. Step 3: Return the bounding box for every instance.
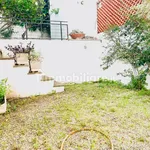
[0,0,45,39]
[5,42,34,65]
[0,0,60,39]
[101,14,150,90]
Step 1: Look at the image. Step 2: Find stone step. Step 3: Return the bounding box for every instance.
[1,59,65,98]
[53,87,65,93]
[7,79,55,98]
[54,81,65,87]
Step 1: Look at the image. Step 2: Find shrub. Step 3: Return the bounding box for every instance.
[0,79,8,104]
[5,42,34,65]
[5,42,34,54]
[29,51,43,62]
[98,78,125,88]
[127,72,147,90]
[70,30,84,34]
[101,14,150,90]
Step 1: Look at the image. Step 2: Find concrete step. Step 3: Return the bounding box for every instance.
[1,59,65,98]
[54,81,65,87]
[53,86,65,93]
[8,79,55,98]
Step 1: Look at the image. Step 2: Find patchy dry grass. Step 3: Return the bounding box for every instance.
[0,82,150,150]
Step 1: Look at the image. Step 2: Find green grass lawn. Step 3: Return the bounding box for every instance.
[0,81,150,150]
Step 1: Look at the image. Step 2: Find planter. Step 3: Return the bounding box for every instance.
[16,53,29,65]
[30,61,41,72]
[0,97,7,114]
[70,33,85,39]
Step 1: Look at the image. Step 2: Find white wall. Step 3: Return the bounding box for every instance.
[0,40,130,83]
[0,39,150,90]
[51,0,98,36]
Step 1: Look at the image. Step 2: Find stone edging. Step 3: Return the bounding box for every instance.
[0,58,14,60]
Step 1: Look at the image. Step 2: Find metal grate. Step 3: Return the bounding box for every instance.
[50,20,69,40]
[0,18,69,40]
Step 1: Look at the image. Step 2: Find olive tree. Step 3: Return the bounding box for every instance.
[101,15,150,89]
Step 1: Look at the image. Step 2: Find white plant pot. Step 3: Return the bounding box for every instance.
[0,97,7,114]
[16,53,29,65]
[31,61,41,71]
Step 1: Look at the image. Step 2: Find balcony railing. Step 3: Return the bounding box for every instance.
[50,20,69,40]
[0,19,69,40]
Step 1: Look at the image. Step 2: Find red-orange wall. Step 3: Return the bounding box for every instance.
[97,0,142,33]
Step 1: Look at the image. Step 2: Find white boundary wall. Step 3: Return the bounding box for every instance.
[0,39,150,89]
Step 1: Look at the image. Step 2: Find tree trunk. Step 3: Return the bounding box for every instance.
[22,23,28,40]
[131,65,139,77]
[28,52,32,73]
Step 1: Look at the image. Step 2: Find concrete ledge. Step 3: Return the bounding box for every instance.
[69,39,100,41]
[0,58,14,60]
[13,64,29,68]
[54,81,65,87]
[7,79,55,98]
[53,87,64,93]
[27,71,42,75]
